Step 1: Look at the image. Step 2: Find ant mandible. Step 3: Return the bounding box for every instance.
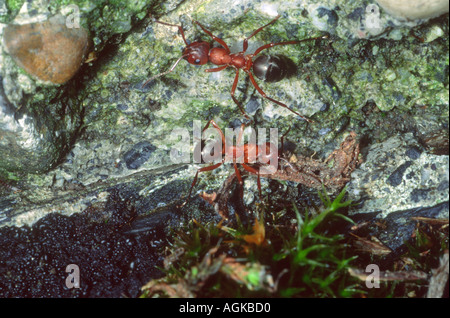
[182,119,278,207]
[142,15,328,122]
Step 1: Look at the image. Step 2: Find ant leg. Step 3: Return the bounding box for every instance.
[205,65,228,73]
[252,35,328,57]
[242,163,262,199]
[203,119,226,142]
[154,20,189,46]
[233,163,244,200]
[280,126,292,155]
[236,123,245,146]
[230,69,250,119]
[247,72,314,123]
[182,161,224,206]
[193,21,230,53]
[228,123,246,163]
[243,15,280,52]
[181,119,227,207]
[202,119,226,153]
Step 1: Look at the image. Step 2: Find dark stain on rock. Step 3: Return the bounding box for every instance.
[317,7,339,26]
[410,188,431,203]
[123,141,156,170]
[347,7,364,21]
[322,76,341,101]
[437,180,449,191]
[405,146,422,160]
[386,161,412,187]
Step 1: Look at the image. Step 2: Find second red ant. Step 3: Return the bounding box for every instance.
[143,15,328,122]
[182,119,279,207]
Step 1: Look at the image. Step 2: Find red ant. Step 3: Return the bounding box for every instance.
[142,15,328,122]
[182,119,278,206]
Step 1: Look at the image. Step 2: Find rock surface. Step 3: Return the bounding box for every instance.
[0,74,83,174]
[348,133,449,217]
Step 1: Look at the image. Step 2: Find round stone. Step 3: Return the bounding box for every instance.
[3,14,90,84]
[375,0,449,20]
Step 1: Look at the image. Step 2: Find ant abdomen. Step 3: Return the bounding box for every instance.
[252,55,297,82]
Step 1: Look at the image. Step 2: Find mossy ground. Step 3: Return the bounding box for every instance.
[141,188,449,298]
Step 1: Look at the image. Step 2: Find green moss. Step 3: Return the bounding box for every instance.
[45,0,158,51]
[0,169,21,182]
[6,0,25,11]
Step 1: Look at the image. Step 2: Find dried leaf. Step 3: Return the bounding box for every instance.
[163,247,185,270]
[325,131,361,179]
[221,258,273,291]
[266,131,361,191]
[141,280,193,298]
[410,217,449,226]
[350,233,392,256]
[240,217,265,246]
[199,191,217,205]
[215,173,239,220]
[351,221,370,231]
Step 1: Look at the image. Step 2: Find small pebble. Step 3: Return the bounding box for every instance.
[3,14,89,84]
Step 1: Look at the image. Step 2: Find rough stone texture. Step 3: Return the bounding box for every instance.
[0,0,165,176]
[0,0,448,221]
[347,133,449,217]
[3,14,89,84]
[0,73,82,174]
[0,0,447,218]
[0,165,199,228]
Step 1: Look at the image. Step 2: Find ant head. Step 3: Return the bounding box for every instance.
[183,41,210,65]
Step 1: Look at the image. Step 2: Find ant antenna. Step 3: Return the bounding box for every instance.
[142,53,188,88]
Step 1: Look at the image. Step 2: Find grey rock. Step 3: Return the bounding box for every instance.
[0,76,72,174]
[348,133,449,218]
[0,164,195,228]
[123,141,157,170]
